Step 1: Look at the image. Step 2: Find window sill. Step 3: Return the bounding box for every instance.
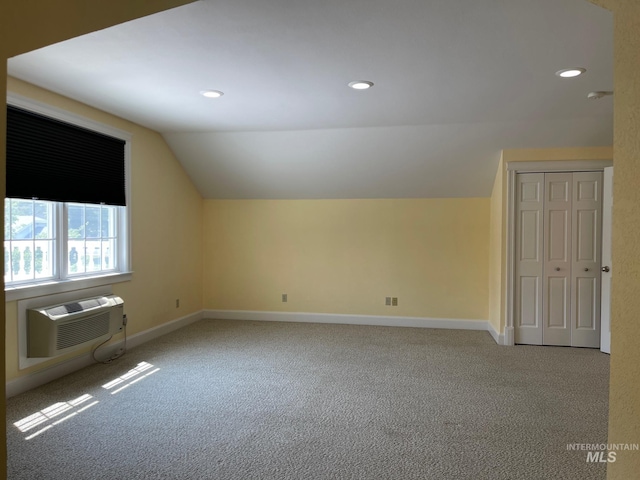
[5,272,133,302]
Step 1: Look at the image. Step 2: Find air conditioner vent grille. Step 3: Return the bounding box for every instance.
[46,297,109,317]
[56,312,110,350]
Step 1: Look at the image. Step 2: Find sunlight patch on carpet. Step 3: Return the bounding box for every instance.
[102,361,160,395]
[14,393,99,440]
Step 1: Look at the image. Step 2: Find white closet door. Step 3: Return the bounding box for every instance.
[515,173,544,345]
[542,173,573,346]
[571,171,603,348]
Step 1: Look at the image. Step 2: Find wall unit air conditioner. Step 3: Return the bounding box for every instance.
[27,295,124,358]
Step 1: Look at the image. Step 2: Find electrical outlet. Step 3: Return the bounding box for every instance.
[175,299,180,308]
[385,297,392,306]
[282,293,288,303]
[392,297,398,306]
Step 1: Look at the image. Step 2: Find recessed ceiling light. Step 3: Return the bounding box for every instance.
[200,90,224,98]
[348,81,374,90]
[555,68,586,78]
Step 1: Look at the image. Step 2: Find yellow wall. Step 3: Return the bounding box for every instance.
[4,77,204,382]
[0,1,195,59]
[0,56,6,474]
[204,198,489,321]
[0,0,197,474]
[488,154,505,334]
[589,1,640,478]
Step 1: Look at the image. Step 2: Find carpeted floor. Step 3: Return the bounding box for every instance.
[6,319,609,479]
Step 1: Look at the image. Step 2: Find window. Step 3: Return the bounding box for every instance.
[4,199,123,285]
[67,203,118,275]
[4,94,131,300]
[5,199,55,283]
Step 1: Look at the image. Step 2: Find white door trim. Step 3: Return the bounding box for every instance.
[504,159,612,346]
[506,160,612,173]
[600,166,613,354]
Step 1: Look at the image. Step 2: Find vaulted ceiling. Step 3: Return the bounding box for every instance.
[8,0,613,198]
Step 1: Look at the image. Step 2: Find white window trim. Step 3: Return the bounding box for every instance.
[5,93,133,302]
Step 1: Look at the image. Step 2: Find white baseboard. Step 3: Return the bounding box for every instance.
[125,310,203,350]
[6,308,506,398]
[6,310,203,398]
[204,309,490,332]
[487,322,505,345]
[6,350,97,399]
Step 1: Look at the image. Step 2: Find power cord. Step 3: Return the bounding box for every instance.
[92,314,128,364]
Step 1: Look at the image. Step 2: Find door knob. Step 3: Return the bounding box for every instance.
[555,267,561,271]
[602,266,610,273]
[584,268,589,272]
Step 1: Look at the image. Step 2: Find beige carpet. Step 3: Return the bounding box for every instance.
[6,319,609,479]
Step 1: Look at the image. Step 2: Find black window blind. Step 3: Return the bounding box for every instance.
[6,105,126,206]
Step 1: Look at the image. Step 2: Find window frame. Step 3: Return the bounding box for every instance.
[5,93,132,302]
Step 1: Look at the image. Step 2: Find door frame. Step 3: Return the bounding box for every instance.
[504,160,612,346]
[600,166,613,354]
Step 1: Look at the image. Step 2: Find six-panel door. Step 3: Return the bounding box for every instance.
[515,171,603,348]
